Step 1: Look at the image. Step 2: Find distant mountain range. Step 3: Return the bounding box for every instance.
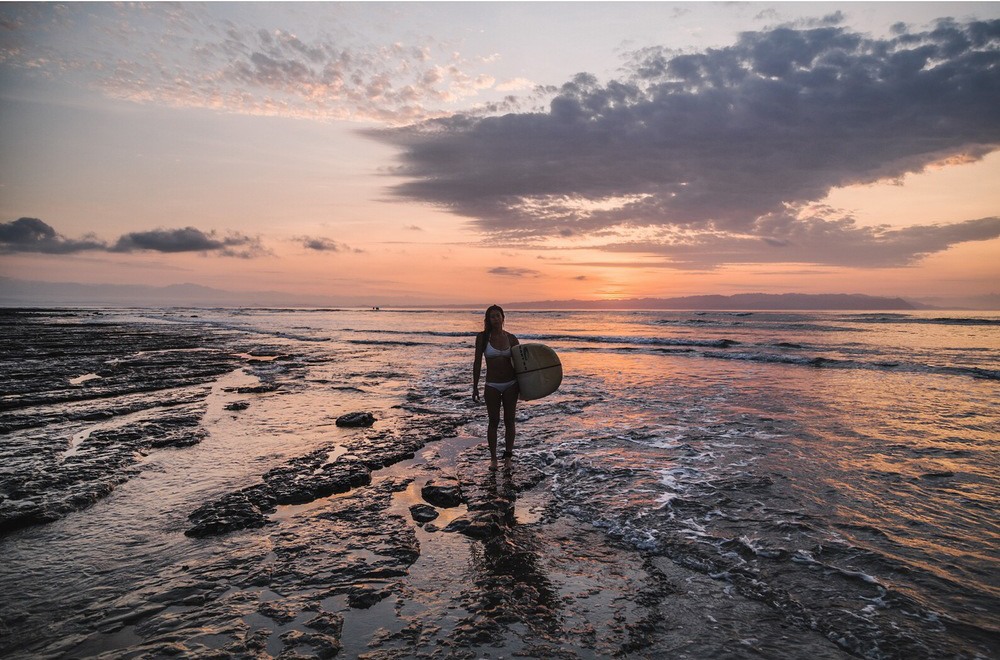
[501,293,928,311]
[0,278,337,308]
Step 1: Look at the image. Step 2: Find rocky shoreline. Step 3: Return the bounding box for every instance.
[0,310,244,534]
[93,411,853,659]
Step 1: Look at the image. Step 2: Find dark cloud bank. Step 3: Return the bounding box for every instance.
[0,219,362,259]
[0,218,106,254]
[373,19,1000,268]
[112,227,266,258]
[0,218,266,258]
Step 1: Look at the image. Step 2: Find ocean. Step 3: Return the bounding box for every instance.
[0,307,997,658]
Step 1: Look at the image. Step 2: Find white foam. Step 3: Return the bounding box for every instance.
[646,436,685,449]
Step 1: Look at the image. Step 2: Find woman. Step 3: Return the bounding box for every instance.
[472,305,520,468]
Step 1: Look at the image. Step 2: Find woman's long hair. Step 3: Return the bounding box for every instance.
[482,304,504,334]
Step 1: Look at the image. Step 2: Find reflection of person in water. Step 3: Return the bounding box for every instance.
[472,305,520,469]
[481,468,517,526]
[457,469,561,646]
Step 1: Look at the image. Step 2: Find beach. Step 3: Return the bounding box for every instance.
[1,307,997,659]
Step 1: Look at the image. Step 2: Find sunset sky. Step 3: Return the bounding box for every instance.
[1,2,999,307]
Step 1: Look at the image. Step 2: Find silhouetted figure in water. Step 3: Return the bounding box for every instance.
[472,305,520,469]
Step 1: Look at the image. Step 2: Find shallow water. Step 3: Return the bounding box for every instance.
[1,307,997,658]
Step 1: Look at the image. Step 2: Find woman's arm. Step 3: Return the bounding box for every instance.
[472,332,484,401]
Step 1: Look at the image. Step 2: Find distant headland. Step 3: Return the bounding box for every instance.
[499,293,924,311]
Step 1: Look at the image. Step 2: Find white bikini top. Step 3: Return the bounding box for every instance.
[484,335,512,358]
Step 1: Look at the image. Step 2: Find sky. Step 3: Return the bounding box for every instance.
[1,2,999,307]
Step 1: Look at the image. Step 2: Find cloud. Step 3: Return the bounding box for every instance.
[112,227,268,258]
[0,218,106,254]
[301,237,344,252]
[495,77,536,92]
[0,219,270,258]
[0,4,513,124]
[403,224,424,231]
[299,236,365,253]
[557,260,680,269]
[299,235,365,254]
[783,11,848,29]
[488,267,540,277]
[374,19,1000,267]
[596,213,1000,269]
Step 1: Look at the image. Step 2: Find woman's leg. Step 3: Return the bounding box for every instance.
[484,384,501,463]
[501,384,518,464]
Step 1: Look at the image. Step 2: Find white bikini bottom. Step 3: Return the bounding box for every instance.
[485,379,517,394]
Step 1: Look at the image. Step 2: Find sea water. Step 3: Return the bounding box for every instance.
[0,307,997,657]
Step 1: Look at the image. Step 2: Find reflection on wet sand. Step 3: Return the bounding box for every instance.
[453,469,562,646]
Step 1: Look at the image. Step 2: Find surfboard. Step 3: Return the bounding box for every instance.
[511,343,562,401]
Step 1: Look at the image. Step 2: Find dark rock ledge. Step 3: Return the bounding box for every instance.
[186,454,372,537]
[186,414,466,537]
[40,478,420,659]
[0,313,244,434]
[0,407,209,536]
